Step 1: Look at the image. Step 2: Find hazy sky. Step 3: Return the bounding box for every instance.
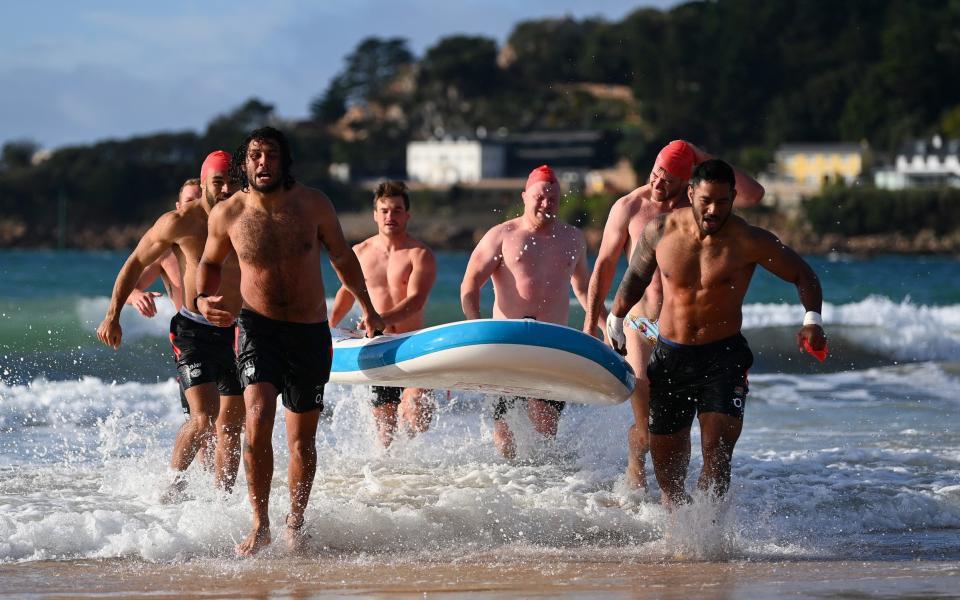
[1,1,676,150]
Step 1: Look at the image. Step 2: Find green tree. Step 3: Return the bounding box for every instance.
[841,0,960,151]
[940,105,960,138]
[205,98,276,151]
[334,37,414,107]
[310,76,349,125]
[506,18,594,83]
[1,139,39,170]
[577,20,633,84]
[419,35,500,99]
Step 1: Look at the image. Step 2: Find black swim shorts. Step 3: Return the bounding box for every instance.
[175,376,189,414]
[236,309,332,414]
[493,396,566,421]
[169,312,243,402]
[371,386,402,407]
[646,333,753,435]
[489,315,565,420]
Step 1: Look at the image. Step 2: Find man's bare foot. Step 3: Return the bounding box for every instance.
[235,525,271,557]
[624,466,648,491]
[282,513,310,555]
[660,491,693,511]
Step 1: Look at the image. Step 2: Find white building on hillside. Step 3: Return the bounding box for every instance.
[875,135,960,189]
[407,139,506,185]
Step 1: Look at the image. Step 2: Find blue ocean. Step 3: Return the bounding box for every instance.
[1,249,958,565]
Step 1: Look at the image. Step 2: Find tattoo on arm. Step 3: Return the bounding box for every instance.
[615,215,666,308]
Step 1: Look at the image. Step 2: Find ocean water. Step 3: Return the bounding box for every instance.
[0,249,958,564]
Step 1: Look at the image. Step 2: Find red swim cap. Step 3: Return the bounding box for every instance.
[200,150,232,183]
[526,164,558,190]
[654,140,696,180]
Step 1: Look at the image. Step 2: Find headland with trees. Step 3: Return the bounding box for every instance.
[2,0,959,254]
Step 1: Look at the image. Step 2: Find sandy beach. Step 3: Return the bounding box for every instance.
[1,558,958,599]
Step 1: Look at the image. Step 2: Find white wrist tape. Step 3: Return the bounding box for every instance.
[803,311,823,327]
[606,313,626,350]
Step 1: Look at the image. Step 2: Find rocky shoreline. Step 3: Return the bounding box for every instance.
[738,212,960,256]
[2,211,959,256]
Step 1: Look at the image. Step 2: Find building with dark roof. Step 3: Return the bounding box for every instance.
[877,135,960,189]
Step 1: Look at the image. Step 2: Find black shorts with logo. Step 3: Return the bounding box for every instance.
[168,313,242,404]
[646,333,753,435]
[371,386,402,407]
[493,396,566,421]
[236,309,332,414]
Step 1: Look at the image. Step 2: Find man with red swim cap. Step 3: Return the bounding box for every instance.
[582,140,765,492]
[201,150,231,185]
[654,140,696,180]
[461,165,593,459]
[97,150,246,500]
[605,159,825,507]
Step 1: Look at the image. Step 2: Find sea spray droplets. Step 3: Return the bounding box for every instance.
[1,363,959,561]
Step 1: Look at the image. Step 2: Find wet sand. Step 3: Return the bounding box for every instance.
[2,558,958,599]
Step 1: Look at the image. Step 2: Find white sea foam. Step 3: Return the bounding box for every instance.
[79,295,960,336]
[74,296,350,341]
[75,296,178,340]
[749,362,960,406]
[1,363,958,563]
[744,296,960,361]
[74,295,960,363]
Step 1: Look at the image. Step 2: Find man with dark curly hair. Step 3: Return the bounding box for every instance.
[197,126,385,556]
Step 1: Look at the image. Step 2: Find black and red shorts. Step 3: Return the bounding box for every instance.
[169,312,242,410]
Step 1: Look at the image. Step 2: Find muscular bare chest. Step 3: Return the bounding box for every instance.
[658,236,752,292]
[360,249,413,290]
[234,209,315,268]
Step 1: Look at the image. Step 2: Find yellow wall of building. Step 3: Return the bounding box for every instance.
[782,152,862,184]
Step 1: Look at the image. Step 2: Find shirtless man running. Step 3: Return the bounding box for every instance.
[330,180,437,447]
[124,178,208,432]
[197,126,385,556]
[582,140,765,490]
[125,178,201,319]
[605,159,826,506]
[461,165,592,459]
[96,153,245,496]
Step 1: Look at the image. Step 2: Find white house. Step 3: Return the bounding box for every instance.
[876,135,960,189]
[406,139,506,185]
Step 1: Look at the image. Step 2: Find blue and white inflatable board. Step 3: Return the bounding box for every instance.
[330,319,635,406]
